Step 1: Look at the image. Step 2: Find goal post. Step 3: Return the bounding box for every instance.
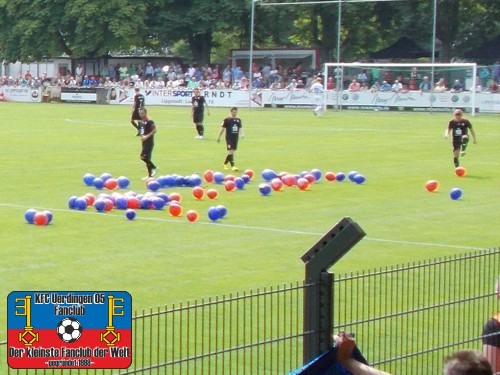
[323,62,478,115]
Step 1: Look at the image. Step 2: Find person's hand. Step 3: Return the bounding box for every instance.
[334,332,357,365]
[216,138,220,143]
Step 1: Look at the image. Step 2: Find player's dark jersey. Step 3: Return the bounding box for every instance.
[139,119,155,146]
[448,118,472,138]
[482,314,500,347]
[222,116,242,140]
[134,93,145,110]
[192,95,206,115]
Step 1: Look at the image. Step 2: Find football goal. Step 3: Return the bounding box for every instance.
[323,62,478,115]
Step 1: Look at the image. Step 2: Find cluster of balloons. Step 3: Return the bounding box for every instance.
[257,168,366,196]
[425,167,467,200]
[83,172,130,190]
[25,209,53,226]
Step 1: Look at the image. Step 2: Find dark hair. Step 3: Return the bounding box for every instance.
[443,350,492,375]
[230,106,238,111]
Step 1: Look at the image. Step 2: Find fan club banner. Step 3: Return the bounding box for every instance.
[7,291,132,369]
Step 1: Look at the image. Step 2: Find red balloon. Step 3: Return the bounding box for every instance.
[283,174,296,187]
[127,196,140,209]
[455,167,466,177]
[303,173,315,184]
[203,170,214,183]
[207,189,219,199]
[34,212,48,226]
[325,172,336,182]
[104,199,114,211]
[271,178,284,191]
[85,193,96,205]
[225,180,236,192]
[192,187,205,200]
[186,210,199,222]
[169,192,181,202]
[297,177,310,191]
[425,180,439,192]
[243,169,254,180]
[169,203,182,217]
[105,178,118,190]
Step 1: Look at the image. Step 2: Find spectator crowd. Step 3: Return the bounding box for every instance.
[2,61,500,93]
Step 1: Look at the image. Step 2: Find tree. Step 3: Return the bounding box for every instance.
[0,0,147,62]
[146,0,245,66]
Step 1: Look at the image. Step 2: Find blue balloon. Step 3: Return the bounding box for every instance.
[336,172,346,182]
[213,172,225,184]
[43,210,53,224]
[140,198,152,209]
[241,174,251,184]
[93,178,105,189]
[261,169,278,182]
[348,171,359,181]
[125,209,136,221]
[83,173,95,186]
[94,199,106,212]
[152,197,166,210]
[163,175,176,188]
[208,206,220,221]
[259,183,272,196]
[114,196,128,210]
[175,176,187,187]
[311,169,322,181]
[117,176,130,189]
[24,209,38,224]
[68,195,78,209]
[100,172,113,182]
[147,180,161,192]
[353,174,366,184]
[188,174,203,187]
[157,175,168,187]
[75,197,88,210]
[234,177,245,190]
[216,205,227,218]
[450,188,462,200]
[156,192,169,204]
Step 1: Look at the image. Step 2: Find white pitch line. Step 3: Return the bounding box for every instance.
[1,203,487,251]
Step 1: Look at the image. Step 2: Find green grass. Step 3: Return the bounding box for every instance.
[0,103,498,340]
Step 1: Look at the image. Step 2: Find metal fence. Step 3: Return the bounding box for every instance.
[2,247,499,374]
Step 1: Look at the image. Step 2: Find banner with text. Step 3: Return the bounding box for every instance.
[0,86,498,112]
[7,291,132,369]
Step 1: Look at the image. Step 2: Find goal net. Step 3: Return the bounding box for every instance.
[323,63,478,115]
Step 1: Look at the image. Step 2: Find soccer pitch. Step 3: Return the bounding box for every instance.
[0,102,498,334]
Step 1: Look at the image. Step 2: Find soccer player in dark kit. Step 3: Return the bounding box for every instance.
[138,108,159,180]
[191,87,210,139]
[444,109,477,167]
[131,87,145,135]
[217,107,244,171]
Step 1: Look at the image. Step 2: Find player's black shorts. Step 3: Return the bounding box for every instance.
[452,136,464,151]
[131,109,141,121]
[141,142,154,159]
[226,137,239,151]
[193,113,204,124]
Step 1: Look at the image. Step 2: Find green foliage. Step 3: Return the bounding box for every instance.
[146,0,246,64]
[0,0,147,60]
[0,0,499,66]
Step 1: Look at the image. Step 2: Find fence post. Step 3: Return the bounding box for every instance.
[301,217,366,364]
